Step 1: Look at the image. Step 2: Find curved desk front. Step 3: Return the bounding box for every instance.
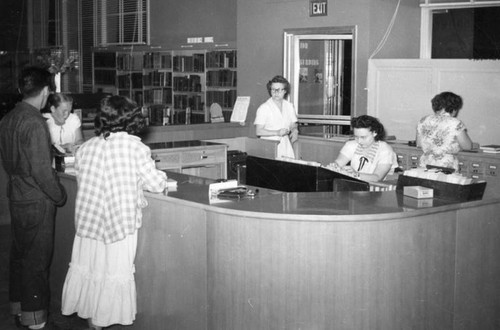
[52,172,500,330]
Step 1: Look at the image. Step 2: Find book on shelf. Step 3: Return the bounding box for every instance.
[480,144,500,153]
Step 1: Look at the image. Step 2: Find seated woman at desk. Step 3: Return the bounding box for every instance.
[416,91,473,171]
[254,75,298,159]
[43,93,84,153]
[330,115,398,182]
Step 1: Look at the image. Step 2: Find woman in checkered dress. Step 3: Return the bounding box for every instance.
[61,95,168,329]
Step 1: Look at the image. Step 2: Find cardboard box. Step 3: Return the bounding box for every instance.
[403,186,434,199]
[402,196,434,208]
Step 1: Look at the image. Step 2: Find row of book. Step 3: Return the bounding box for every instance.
[174,94,204,111]
[147,106,206,125]
[116,54,143,71]
[173,54,205,72]
[143,71,172,87]
[206,70,237,87]
[206,90,237,109]
[143,52,172,70]
[148,105,169,125]
[117,73,143,89]
[206,50,237,68]
[94,70,116,85]
[144,88,172,105]
[173,75,202,92]
[94,52,116,68]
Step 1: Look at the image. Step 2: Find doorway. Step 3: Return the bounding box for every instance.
[284,26,356,137]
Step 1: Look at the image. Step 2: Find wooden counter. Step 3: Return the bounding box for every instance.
[50,172,500,330]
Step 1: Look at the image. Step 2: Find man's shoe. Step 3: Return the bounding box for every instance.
[14,314,25,328]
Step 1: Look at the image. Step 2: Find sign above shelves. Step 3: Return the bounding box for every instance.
[187,36,215,44]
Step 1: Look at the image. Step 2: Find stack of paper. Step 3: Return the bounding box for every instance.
[480,144,500,153]
[403,168,473,185]
[165,178,177,191]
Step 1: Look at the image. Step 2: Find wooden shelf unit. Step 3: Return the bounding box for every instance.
[92,46,237,126]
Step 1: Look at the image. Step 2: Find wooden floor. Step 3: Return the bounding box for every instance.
[0,224,89,330]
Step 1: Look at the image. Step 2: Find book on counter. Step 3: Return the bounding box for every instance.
[480,144,500,153]
[165,178,177,191]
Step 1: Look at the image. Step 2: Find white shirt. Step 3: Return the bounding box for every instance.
[254,98,298,158]
[339,140,398,178]
[44,113,82,145]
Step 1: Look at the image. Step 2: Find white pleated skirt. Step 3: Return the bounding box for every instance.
[61,231,138,327]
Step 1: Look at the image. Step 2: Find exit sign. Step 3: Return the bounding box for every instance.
[310,0,327,17]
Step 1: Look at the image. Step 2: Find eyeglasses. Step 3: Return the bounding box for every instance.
[271,88,285,94]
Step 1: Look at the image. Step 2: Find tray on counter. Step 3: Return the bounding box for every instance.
[396,175,487,202]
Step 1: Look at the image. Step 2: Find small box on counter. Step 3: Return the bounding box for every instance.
[396,175,487,202]
[403,186,433,199]
[402,195,434,208]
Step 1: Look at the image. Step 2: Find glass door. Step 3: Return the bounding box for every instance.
[284,27,356,137]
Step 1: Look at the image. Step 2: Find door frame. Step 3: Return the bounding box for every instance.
[283,26,357,126]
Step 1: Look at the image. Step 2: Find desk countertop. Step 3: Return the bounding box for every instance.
[156,172,500,220]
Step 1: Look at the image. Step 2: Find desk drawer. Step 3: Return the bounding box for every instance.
[181,148,225,166]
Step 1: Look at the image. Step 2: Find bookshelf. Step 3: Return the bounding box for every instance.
[92,50,117,93]
[92,46,237,126]
[143,51,173,125]
[116,51,144,105]
[206,50,238,122]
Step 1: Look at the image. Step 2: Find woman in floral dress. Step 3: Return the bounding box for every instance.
[417,91,473,171]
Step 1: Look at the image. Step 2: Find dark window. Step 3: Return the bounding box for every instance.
[432,7,500,59]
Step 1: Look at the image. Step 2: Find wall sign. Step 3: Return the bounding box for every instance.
[310,0,327,17]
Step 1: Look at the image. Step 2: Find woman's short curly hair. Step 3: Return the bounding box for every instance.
[94,95,146,138]
[431,91,463,114]
[266,75,291,98]
[351,115,386,141]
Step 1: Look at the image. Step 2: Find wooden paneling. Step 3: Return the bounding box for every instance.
[207,212,457,329]
[207,137,278,159]
[135,197,208,329]
[454,203,500,329]
[296,137,344,165]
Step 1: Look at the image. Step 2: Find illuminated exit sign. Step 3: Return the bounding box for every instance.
[310,0,327,17]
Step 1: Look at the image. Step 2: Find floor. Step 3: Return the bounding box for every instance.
[0,224,89,330]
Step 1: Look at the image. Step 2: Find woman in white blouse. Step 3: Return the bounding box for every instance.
[43,93,83,152]
[254,75,298,159]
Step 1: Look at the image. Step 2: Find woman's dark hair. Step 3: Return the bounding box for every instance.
[431,91,463,114]
[42,93,73,113]
[18,66,54,98]
[266,75,291,98]
[94,95,146,138]
[351,115,386,141]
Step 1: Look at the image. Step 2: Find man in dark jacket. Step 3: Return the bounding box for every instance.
[0,66,67,329]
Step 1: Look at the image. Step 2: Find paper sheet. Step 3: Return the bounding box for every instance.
[230,96,250,123]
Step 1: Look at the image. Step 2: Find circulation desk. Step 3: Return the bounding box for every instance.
[51,171,500,330]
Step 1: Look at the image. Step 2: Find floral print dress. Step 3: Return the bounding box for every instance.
[417,112,466,171]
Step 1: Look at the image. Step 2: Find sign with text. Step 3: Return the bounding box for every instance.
[310,0,327,17]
